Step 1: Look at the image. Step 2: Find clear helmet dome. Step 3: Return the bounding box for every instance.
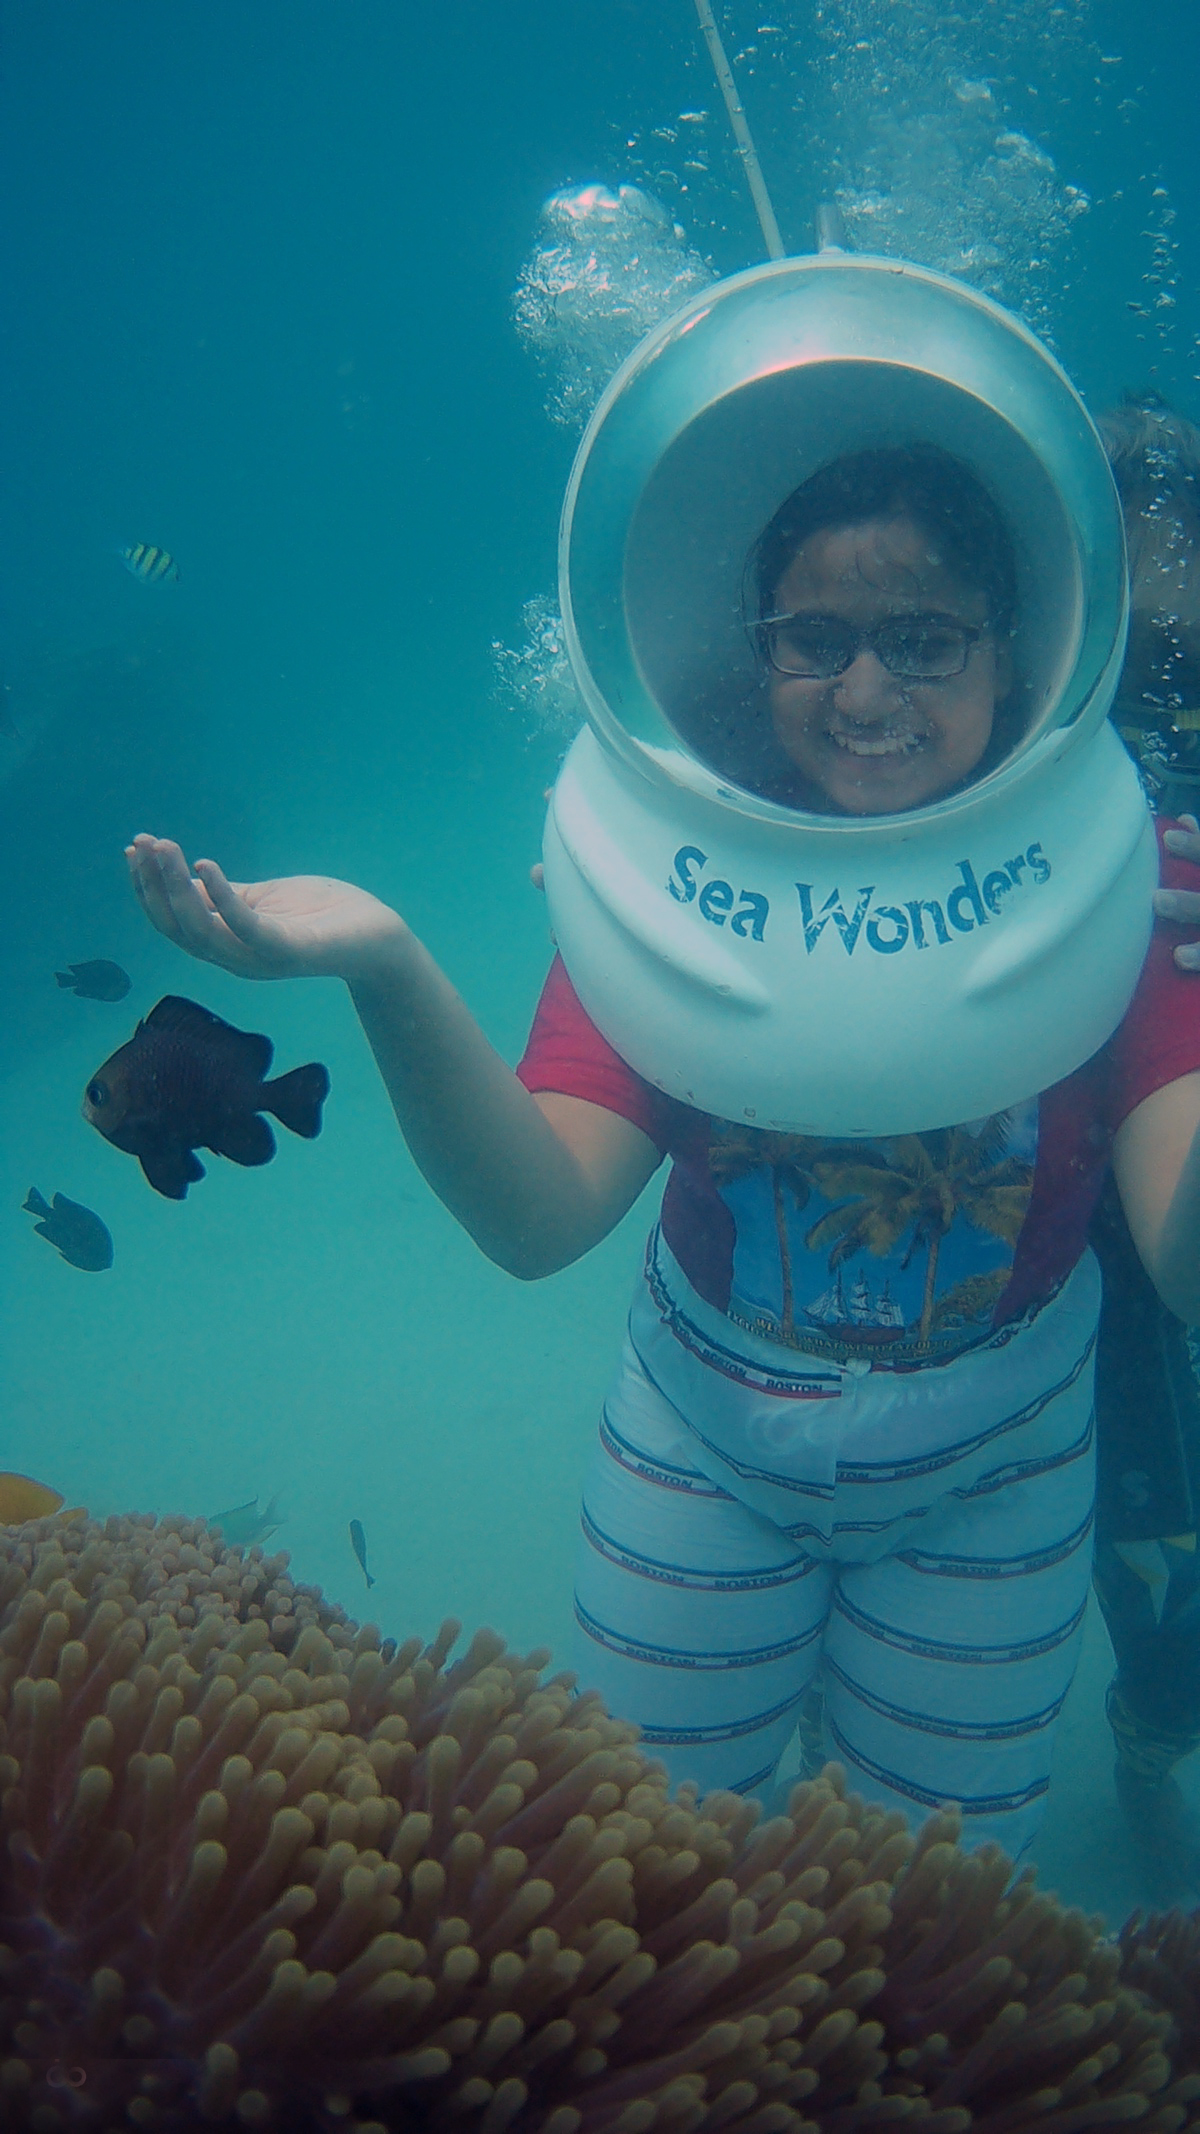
[559,252,1128,823]
[543,252,1154,1136]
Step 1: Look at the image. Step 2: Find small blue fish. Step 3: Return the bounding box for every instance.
[56,959,132,1002]
[121,542,179,586]
[208,1494,284,1549]
[24,1188,113,1272]
[349,1519,375,1589]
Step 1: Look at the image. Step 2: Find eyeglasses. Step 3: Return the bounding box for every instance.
[755,612,985,681]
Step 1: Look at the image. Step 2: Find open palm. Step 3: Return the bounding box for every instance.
[127,834,407,981]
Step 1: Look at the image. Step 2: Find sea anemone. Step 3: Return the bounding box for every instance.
[0,1511,1198,2133]
[1121,1906,1200,2081]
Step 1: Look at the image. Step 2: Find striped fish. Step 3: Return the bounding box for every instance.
[121,541,179,585]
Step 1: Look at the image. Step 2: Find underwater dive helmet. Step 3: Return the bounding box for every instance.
[543,253,1156,1136]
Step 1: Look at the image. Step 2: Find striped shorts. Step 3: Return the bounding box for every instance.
[574,1230,1099,1858]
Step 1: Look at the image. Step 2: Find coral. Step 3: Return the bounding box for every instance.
[872,1827,1200,2132]
[0,1512,1199,2133]
[1121,1908,1200,2077]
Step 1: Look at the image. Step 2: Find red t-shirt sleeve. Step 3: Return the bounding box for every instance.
[1108,820,1200,1127]
[516,955,675,1154]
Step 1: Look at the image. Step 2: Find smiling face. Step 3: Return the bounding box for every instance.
[765,514,1011,816]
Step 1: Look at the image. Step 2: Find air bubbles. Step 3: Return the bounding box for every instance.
[512,183,715,431]
[1136,179,1183,366]
[491,595,583,741]
[811,0,1095,338]
[947,74,996,104]
[994,129,1055,170]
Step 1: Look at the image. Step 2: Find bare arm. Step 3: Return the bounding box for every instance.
[349,935,660,1276]
[1114,1070,1200,1322]
[126,835,660,1278]
[1108,816,1200,1313]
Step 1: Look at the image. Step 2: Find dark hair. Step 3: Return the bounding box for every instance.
[1099,390,1200,519]
[751,443,1019,634]
[1100,394,1200,796]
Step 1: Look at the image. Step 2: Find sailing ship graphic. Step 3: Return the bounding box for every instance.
[806,1269,906,1334]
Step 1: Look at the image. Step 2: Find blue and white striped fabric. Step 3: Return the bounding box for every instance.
[575,1229,1099,1858]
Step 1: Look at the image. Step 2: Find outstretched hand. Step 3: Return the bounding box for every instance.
[126,835,409,983]
[1157,815,1200,971]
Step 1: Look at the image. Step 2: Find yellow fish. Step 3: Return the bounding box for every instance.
[0,1472,67,1523]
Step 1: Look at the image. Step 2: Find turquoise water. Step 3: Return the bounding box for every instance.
[1,0,1199,1927]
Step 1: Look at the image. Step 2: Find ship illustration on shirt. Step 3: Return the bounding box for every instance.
[808,1269,906,1332]
[707,1104,1038,1362]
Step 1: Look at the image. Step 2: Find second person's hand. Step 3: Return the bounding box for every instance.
[1157,814,1200,970]
[126,834,410,983]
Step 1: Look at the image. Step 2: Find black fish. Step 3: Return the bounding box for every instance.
[349,1519,375,1589]
[56,959,132,1002]
[82,995,330,1200]
[24,1188,113,1271]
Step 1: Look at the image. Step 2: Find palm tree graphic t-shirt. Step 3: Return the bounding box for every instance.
[516,895,1200,1373]
[704,1111,1036,1362]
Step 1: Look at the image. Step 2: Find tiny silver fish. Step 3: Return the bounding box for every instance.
[121,542,179,586]
[349,1519,375,1589]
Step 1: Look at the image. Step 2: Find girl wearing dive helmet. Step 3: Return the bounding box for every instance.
[126,440,1200,1861]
